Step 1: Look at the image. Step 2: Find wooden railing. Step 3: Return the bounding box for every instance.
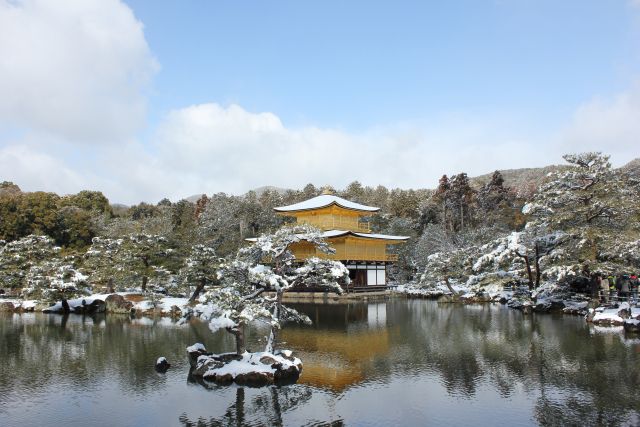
[293,252,399,262]
[298,218,371,233]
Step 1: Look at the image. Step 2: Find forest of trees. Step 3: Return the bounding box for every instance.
[0,152,638,301]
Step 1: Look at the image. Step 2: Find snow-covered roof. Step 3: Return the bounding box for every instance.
[323,230,409,241]
[274,195,379,213]
[246,230,408,242]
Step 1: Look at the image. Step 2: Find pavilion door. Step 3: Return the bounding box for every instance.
[353,270,367,286]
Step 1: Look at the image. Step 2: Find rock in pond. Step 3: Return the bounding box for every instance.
[155,357,171,373]
[73,299,106,314]
[105,294,134,314]
[623,319,640,334]
[0,301,15,312]
[186,343,303,387]
[589,302,636,326]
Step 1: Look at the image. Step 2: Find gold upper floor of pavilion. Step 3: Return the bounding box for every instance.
[273,193,409,264]
[274,194,379,233]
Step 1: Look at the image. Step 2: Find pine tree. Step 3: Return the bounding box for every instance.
[190,224,349,355]
[179,244,220,302]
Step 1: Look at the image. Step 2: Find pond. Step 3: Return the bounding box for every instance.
[1,299,639,426]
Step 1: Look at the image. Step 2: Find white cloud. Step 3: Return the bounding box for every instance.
[0,144,86,195]
[147,103,550,202]
[0,0,635,204]
[0,0,157,142]
[560,83,640,165]
[2,98,635,205]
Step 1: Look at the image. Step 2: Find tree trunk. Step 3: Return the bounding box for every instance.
[460,204,464,231]
[516,252,534,290]
[534,243,541,289]
[265,290,283,353]
[444,276,459,296]
[442,202,447,232]
[107,278,114,294]
[141,256,149,292]
[189,278,206,302]
[61,298,71,314]
[231,324,246,355]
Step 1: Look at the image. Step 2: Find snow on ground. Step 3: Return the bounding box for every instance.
[43,292,191,315]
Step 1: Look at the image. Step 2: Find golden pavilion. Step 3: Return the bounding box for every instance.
[273,190,408,290]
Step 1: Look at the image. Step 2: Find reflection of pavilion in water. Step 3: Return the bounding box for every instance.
[281,302,391,392]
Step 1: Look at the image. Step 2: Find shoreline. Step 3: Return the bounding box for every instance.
[2,289,639,331]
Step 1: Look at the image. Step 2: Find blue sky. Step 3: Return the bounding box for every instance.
[128,0,639,129]
[0,0,639,203]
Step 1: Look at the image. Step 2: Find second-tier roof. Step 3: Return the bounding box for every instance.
[246,229,409,242]
[274,194,379,213]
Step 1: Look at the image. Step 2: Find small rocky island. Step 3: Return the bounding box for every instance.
[187,343,303,387]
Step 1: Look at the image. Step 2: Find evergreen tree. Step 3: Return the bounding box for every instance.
[190,224,348,355]
[179,244,220,301]
[434,175,450,232]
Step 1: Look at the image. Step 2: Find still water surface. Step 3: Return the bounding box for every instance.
[1,299,639,426]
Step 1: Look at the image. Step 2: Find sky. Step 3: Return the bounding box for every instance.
[0,0,639,205]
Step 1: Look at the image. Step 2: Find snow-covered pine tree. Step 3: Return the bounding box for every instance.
[191,224,349,355]
[523,152,640,276]
[0,235,88,301]
[0,235,60,291]
[84,234,172,292]
[178,244,220,302]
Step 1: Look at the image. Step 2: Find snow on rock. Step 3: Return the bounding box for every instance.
[623,318,640,333]
[562,301,589,315]
[43,296,105,313]
[187,343,303,387]
[40,293,191,317]
[187,343,206,353]
[0,299,40,312]
[588,304,636,326]
[132,296,189,316]
[155,356,171,373]
[207,316,237,333]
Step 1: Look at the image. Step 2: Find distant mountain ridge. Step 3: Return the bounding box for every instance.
[621,158,640,178]
[247,186,291,197]
[15,157,627,207]
[469,157,638,197]
[470,165,567,198]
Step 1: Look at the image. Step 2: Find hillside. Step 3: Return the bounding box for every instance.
[621,158,640,178]
[470,165,566,198]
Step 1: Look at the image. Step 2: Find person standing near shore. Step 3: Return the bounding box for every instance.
[620,275,630,302]
[601,276,610,303]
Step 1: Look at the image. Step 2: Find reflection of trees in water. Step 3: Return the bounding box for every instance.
[177,386,333,427]
[291,299,640,422]
[388,300,640,423]
[2,301,639,424]
[290,303,368,331]
[178,388,247,427]
[0,313,226,398]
